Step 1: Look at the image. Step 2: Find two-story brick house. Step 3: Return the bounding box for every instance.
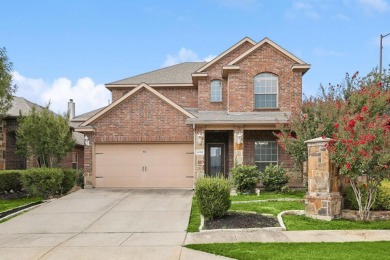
[75,37,310,189]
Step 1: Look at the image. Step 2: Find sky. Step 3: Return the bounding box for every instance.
[1,0,390,115]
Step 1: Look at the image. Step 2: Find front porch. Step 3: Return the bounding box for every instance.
[193,126,300,185]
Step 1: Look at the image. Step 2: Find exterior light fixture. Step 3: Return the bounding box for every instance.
[236,131,243,144]
[196,132,204,145]
[84,135,90,146]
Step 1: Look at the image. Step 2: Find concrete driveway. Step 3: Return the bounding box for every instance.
[0,188,213,260]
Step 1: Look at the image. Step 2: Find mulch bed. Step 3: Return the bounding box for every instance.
[204,212,280,230]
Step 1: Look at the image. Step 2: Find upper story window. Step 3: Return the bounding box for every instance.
[210,80,222,102]
[254,73,278,108]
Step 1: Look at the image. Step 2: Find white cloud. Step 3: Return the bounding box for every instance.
[286,0,321,19]
[162,48,216,67]
[12,71,110,116]
[358,0,389,12]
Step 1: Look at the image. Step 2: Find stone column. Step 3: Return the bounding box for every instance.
[304,137,342,220]
[194,127,205,178]
[83,133,94,189]
[233,128,244,166]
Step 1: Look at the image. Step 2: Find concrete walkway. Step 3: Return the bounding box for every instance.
[185,229,390,244]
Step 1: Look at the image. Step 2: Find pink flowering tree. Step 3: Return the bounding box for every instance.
[327,82,390,221]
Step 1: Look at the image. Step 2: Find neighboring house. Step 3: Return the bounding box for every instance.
[75,37,310,189]
[0,97,84,170]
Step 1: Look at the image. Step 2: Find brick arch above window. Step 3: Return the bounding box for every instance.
[254,73,278,109]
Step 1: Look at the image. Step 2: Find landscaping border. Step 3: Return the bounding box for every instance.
[0,200,46,222]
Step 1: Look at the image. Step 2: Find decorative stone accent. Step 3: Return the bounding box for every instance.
[233,128,244,166]
[304,137,342,220]
[194,127,205,178]
[342,209,390,221]
[83,133,94,189]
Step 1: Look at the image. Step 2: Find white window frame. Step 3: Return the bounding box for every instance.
[254,73,278,109]
[254,141,278,172]
[210,80,222,102]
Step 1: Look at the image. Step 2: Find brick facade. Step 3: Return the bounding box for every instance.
[91,88,193,143]
[228,43,302,112]
[197,41,254,111]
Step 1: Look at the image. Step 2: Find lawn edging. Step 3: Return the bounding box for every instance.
[277,210,305,230]
[0,200,46,222]
[199,210,284,233]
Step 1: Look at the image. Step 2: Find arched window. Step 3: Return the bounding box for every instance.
[210,80,222,102]
[254,73,278,108]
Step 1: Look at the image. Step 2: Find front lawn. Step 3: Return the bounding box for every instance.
[186,241,390,260]
[0,197,42,212]
[283,214,390,230]
[231,201,304,216]
[231,190,305,202]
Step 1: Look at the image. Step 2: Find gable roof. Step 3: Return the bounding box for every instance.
[195,37,256,73]
[106,62,206,87]
[228,37,310,73]
[6,96,44,117]
[71,107,106,123]
[79,83,195,128]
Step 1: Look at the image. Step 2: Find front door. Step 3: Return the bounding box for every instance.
[207,144,225,177]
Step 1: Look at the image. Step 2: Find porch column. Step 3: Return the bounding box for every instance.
[304,137,342,220]
[194,127,205,178]
[233,128,244,166]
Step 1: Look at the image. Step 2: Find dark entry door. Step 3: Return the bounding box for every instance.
[207,144,225,177]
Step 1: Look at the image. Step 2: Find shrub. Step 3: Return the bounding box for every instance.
[76,169,84,189]
[0,170,23,193]
[377,179,390,211]
[345,180,390,211]
[195,177,231,219]
[59,169,77,194]
[231,165,260,194]
[260,164,289,191]
[22,168,63,198]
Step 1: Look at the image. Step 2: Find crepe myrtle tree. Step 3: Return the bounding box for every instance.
[0,47,17,116]
[16,106,75,168]
[276,67,390,182]
[327,79,390,221]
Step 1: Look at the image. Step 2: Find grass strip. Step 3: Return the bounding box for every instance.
[186,241,390,260]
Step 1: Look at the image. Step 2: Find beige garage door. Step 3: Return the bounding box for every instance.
[95,144,194,188]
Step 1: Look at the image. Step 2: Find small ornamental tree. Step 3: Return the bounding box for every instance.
[0,47,17,116]
[16,106,75,168]
[327,81,390,221]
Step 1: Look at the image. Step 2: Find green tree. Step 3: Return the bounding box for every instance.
[0,47,17,115]
[16,106,75,167]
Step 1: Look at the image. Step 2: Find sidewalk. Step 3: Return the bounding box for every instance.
[185,229,390,244]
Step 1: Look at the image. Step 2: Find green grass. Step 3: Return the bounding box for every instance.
[186,241,390,260]
[231,190,305,202]
[283,214,390,230]
[187,196,201,232]
[0,197,42,212]
[231,201,304,216]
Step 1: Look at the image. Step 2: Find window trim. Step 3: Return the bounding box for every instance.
[210,79,222,102]
[254,141,278,171]
[254,73,278,109]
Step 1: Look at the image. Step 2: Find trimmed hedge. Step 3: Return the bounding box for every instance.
[231,165,260,194]
[60,169,77,194]
[0,170,23,193]
[22,168,63,198]
[195,177,231,220]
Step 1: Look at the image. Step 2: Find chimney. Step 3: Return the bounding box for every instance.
[68,99,75,119]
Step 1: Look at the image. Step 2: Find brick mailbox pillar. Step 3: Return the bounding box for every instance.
[304,137,342,220]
